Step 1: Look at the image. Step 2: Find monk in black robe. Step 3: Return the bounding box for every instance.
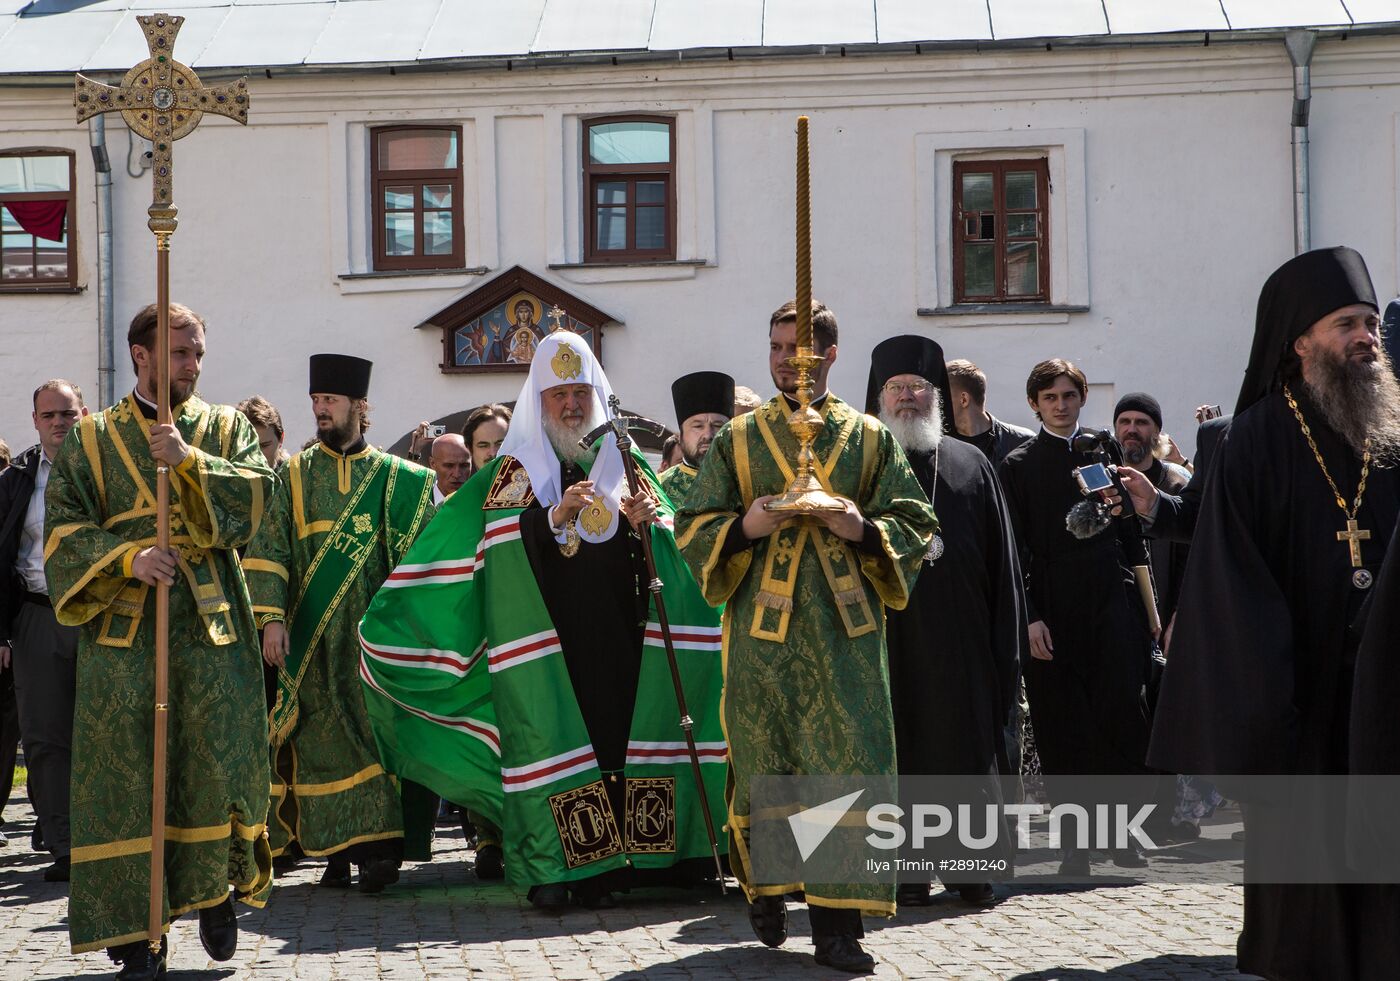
[997,359,1156,875]
[866,336,1025,906]
[1149,246,1400,980]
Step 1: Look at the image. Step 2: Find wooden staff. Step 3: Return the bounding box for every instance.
[75,13,249,951]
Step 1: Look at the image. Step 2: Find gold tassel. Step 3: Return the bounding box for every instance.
[834,587,865,606]
[755,590,794,612]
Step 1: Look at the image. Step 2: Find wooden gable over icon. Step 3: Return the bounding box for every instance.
[419,266,620,375]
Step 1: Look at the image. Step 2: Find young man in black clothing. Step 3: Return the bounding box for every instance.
[997,360,1155,875]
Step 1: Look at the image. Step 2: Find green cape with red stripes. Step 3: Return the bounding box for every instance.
[359,450,726,886]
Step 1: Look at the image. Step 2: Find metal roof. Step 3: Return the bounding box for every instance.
[0,0,1396,78]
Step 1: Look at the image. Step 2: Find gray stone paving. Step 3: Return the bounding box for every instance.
[0,797,1255,981]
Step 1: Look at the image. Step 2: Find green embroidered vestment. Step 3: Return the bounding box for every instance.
[675,394,935,916]
[243,442,434,857]
[45,394,276,953]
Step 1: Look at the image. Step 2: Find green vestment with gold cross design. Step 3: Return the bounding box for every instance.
[675,393,935,916]
[44,393,276,954]
[243,441,434,859]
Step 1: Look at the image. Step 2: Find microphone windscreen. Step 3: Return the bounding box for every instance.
[1066,499,1111,540]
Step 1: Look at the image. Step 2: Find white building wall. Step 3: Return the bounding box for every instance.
[0,37,1395,456]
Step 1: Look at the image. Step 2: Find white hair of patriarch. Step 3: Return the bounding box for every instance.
[497,330,626,543]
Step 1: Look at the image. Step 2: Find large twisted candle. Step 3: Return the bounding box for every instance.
[796,115,812,353]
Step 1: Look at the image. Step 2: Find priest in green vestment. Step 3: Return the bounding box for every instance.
[244,354,435,893]
[45,303,275,977]
[676,299,935,974]
[659,371,734,508]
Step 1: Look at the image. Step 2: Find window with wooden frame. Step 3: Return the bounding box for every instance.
[952,158,1049,303]
[371,126,464,271]
[1,150,77,290]
[583,116,676,263]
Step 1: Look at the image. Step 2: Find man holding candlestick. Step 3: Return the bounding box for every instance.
[677,299,935,973]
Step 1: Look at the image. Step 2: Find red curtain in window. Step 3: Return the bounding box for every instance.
[5,200,66,241]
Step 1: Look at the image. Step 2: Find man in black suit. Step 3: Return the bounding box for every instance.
[0,379,88,880]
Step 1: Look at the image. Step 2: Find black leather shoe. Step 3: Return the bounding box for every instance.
[896,883,932,907]
[319,855,352,889]
[198,895,238,961]
[813,934,876,973]
[957,883,997,907]
[572,885,617,909]
[747,894,787,947]
[474,843,504,880]
[1057,848,1091,877]
[1111,845,1149,869]
[530,882,570,910]
[109,938,168,980]
[43,856,71,882]
[358,858,400,894]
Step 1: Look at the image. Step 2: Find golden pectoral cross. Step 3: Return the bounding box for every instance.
[74,13,248,235]
[1338,518,1371,568]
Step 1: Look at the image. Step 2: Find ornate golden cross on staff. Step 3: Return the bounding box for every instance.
[73,13,249,955]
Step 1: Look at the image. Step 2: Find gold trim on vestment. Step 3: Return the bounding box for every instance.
[71,820,265,864]
[42,522,88,562]
[242,558,289,581]
[289,763,386,797]
[102,506,158,530]
[294,830,404,859]
[52,541,140,626]
[78,413,105,502]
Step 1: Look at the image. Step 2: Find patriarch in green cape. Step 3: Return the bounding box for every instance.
[359,328,726,910]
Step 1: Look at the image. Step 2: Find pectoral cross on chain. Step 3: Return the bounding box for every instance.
[1338,518,1371,568]
[75,13,248,237]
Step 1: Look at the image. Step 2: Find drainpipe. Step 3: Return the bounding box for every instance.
[89,115,115,408]
[1285,30,1317,256]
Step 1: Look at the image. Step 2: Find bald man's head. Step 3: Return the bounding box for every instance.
[429,433,471,496]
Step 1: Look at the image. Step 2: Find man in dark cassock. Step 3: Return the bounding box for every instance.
[1112,393,1190,625]
[1123,412,1232,547]
[945,360,1035,468]
[1149,247,1400,981]
[659,371,734,506]
[997,359,1156,875]
[866,336,1025,908]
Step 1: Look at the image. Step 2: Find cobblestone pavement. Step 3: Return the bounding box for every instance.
[0,797,1255,981]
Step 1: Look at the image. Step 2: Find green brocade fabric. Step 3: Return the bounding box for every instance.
[675,394,935,916]
[658,461,697,508]
[243,443,434,858]
[44,394,276,954]
[360,450,727,889]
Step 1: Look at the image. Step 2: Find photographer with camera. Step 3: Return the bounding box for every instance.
[997,360,1156,876]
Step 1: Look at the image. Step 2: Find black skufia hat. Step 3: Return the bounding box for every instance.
[864,334,953,432]
[309,353,373,400]
[1236,246,1377,415]
[671,371,735,428]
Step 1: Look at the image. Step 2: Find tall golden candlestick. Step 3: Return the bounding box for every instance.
[766,115,844,514]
